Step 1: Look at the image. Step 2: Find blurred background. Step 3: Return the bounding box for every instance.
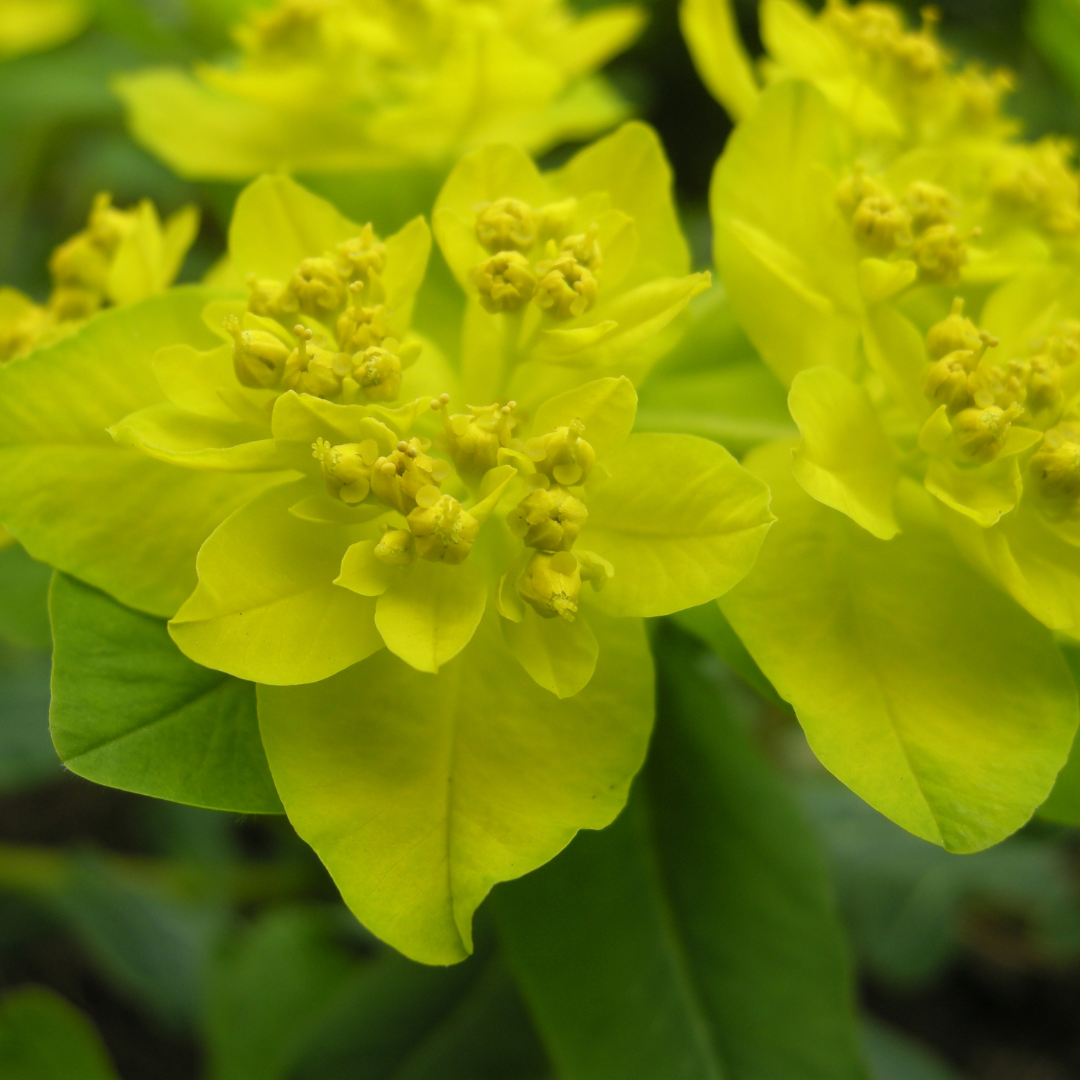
[4,1,1080,1077]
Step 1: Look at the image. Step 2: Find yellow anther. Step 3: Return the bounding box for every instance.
[534,253,598,320]
[912,222,967,284]
[1030,430,1080,502]
[373,526,415,567]
[926,297,980,360]
[474,251,537,313]
[246,273,290,318]
[851,195,913,255]
[430,392,451,411]
[951,401,1024,463]
[836,164,887,218]
[335,226,386,281]
[560,223,602,274]
[522,419,596,485]
[475,198,537,253]
[370,437,440,514]
[312,436,379,504]
[224,314,290,389]
[517,551,581,621]
[287,256,348,316]
[407,494,479,564]
[507,485,588,552]
[282,327,343,398]
[905,181,956,231]
[439,400,518,478]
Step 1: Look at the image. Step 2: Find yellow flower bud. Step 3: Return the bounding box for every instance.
[373,526,415,567]
[534,253,598,320]
[370,437,449,514]
[924,349,976,412]
[851,195,912,255]
[246,274,291,318]
[904,181,956,231]
[287,256,348,316]
[352,345,402,401]
[912,223,967,284]
[560,223,602,273]
[48,286,101,322]
[407,491,479,564]
[835,164,887,218]
[1045,321,1080,367]
[312,436,380,504]
[517,550,581,621]
[474,251,537,313]
[475,198,537,253]
[282,325,344,398]
[48,235,111,293]
[952,402,1023,463]
[1025,355,1064,417]
[335,226,386,281]
[436,399,518,478]
[507,484,588,552]
[336,285,389,351]
[926,297,980,360]
[1030,433,1080,503]
[225,314,290,388]
[522,419,595,486]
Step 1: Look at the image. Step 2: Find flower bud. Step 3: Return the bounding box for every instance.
[282,326,343,398]
[407,492,479,564]
[835,165,886,218]
[534,252,599,320]
[437,400,517,478]
[287,257,348,316]
[335,226,386,281]
[312,436,380,504]
[374,526,415,567]
[474,252,536,313]
[952,402,1023,463]
[225,315,290,388]
[353,345,402,401]
[517,551,581,621]
[1030,434,1080,502]
[336,285,389,351]
[924,349,975,412]
[370,437,448,514]
[926,298,980,360]
[475,198,537,253]
[48,285,101,322]
[904,181,956,231]
[851,195,912,254]
[246,274,290,318]
[522,419,595,485]
[507,485,587,551]
[912,223,967,283]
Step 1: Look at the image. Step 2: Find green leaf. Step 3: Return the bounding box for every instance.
[0,639,55,793]
[502,607,599,699]
[257,609,653,965]
[0,543,52,650]
[169,480,382,685]
[374,559,488,674]
[49,572,283,814]
[0,986,119,1080]
[582,433,774,617]
[680,0,760,120]
[205,908,356,1080]
[720,442,1079,852]
[789,366,899,540]
[0,290,286,617]
[496,625,869,1080]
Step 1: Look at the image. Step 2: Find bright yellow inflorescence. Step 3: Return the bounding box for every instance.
[472,197,603,320]
[229,225,421,403]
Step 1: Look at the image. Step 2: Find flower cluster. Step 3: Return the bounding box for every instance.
[116,0,646,179]
[0,193,198,362]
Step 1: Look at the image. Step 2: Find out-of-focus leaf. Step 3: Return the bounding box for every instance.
[205,907,356,1080]
[46,854,224,1028]
[0,544,52,650]
[49,572,283,814]
[1029,0,1080,100]
[0,641,55,792]
[496,626,869,1080]
[800,779,1076,986]
[0,985,120,1080]
[1039,641,1080,824]
[290,946,549,1080]
[861,1020,959,1080]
